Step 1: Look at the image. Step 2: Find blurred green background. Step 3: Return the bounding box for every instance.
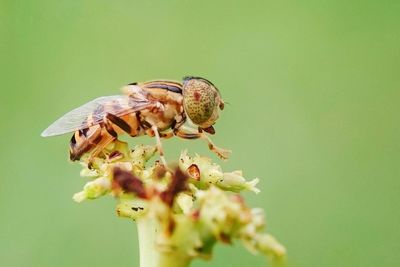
[1,1,399,266]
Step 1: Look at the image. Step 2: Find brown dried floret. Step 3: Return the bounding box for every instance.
[112,168,148,199]
[160,168,189,207]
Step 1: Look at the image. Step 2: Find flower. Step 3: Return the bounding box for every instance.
[73,140,285,266]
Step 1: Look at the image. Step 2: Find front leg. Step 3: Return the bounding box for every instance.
[173,126,231,160]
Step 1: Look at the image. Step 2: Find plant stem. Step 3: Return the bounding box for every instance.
[137,218,159,267]
[136,217,191,267]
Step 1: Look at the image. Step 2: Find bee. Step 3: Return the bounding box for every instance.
[41,76,231,166]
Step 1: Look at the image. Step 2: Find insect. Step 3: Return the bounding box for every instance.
[41,76,231,166]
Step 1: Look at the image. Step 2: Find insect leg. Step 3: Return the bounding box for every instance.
[201,132,231,159]
[173,126,231,159]
[87,132,116,166]
[81,115,120,166]
[147,125,168,166]
[159,131,174,139]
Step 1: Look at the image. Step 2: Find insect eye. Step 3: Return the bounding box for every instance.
[219,101,224,110]
[182,77,220,127]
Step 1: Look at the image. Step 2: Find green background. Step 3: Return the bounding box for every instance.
[1,1,399,266]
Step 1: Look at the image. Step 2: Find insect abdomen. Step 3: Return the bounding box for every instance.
[69,126,102,161]
[69,112,144,161]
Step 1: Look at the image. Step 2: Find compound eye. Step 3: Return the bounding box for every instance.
[219,101,224,110]
[183,79,218,126]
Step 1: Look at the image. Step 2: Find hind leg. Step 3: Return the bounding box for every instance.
[87,133,115,161]
[85,117,119,167]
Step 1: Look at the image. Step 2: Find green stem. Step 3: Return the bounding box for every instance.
[137,218,159,267]
[136,217,192,267]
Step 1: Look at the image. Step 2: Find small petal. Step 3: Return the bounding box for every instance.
[176,193,194,214]
[72,191,86,203]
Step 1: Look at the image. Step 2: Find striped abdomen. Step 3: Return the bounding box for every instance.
[69,112,143,161]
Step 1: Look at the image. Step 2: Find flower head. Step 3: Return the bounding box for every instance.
[73,140,285,266]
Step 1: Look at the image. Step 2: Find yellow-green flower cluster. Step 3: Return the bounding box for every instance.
[73,140,285,267]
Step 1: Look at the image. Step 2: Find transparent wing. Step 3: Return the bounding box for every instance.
[41,95,153,137]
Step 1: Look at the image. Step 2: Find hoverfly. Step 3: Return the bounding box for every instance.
[41,76,230,166]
